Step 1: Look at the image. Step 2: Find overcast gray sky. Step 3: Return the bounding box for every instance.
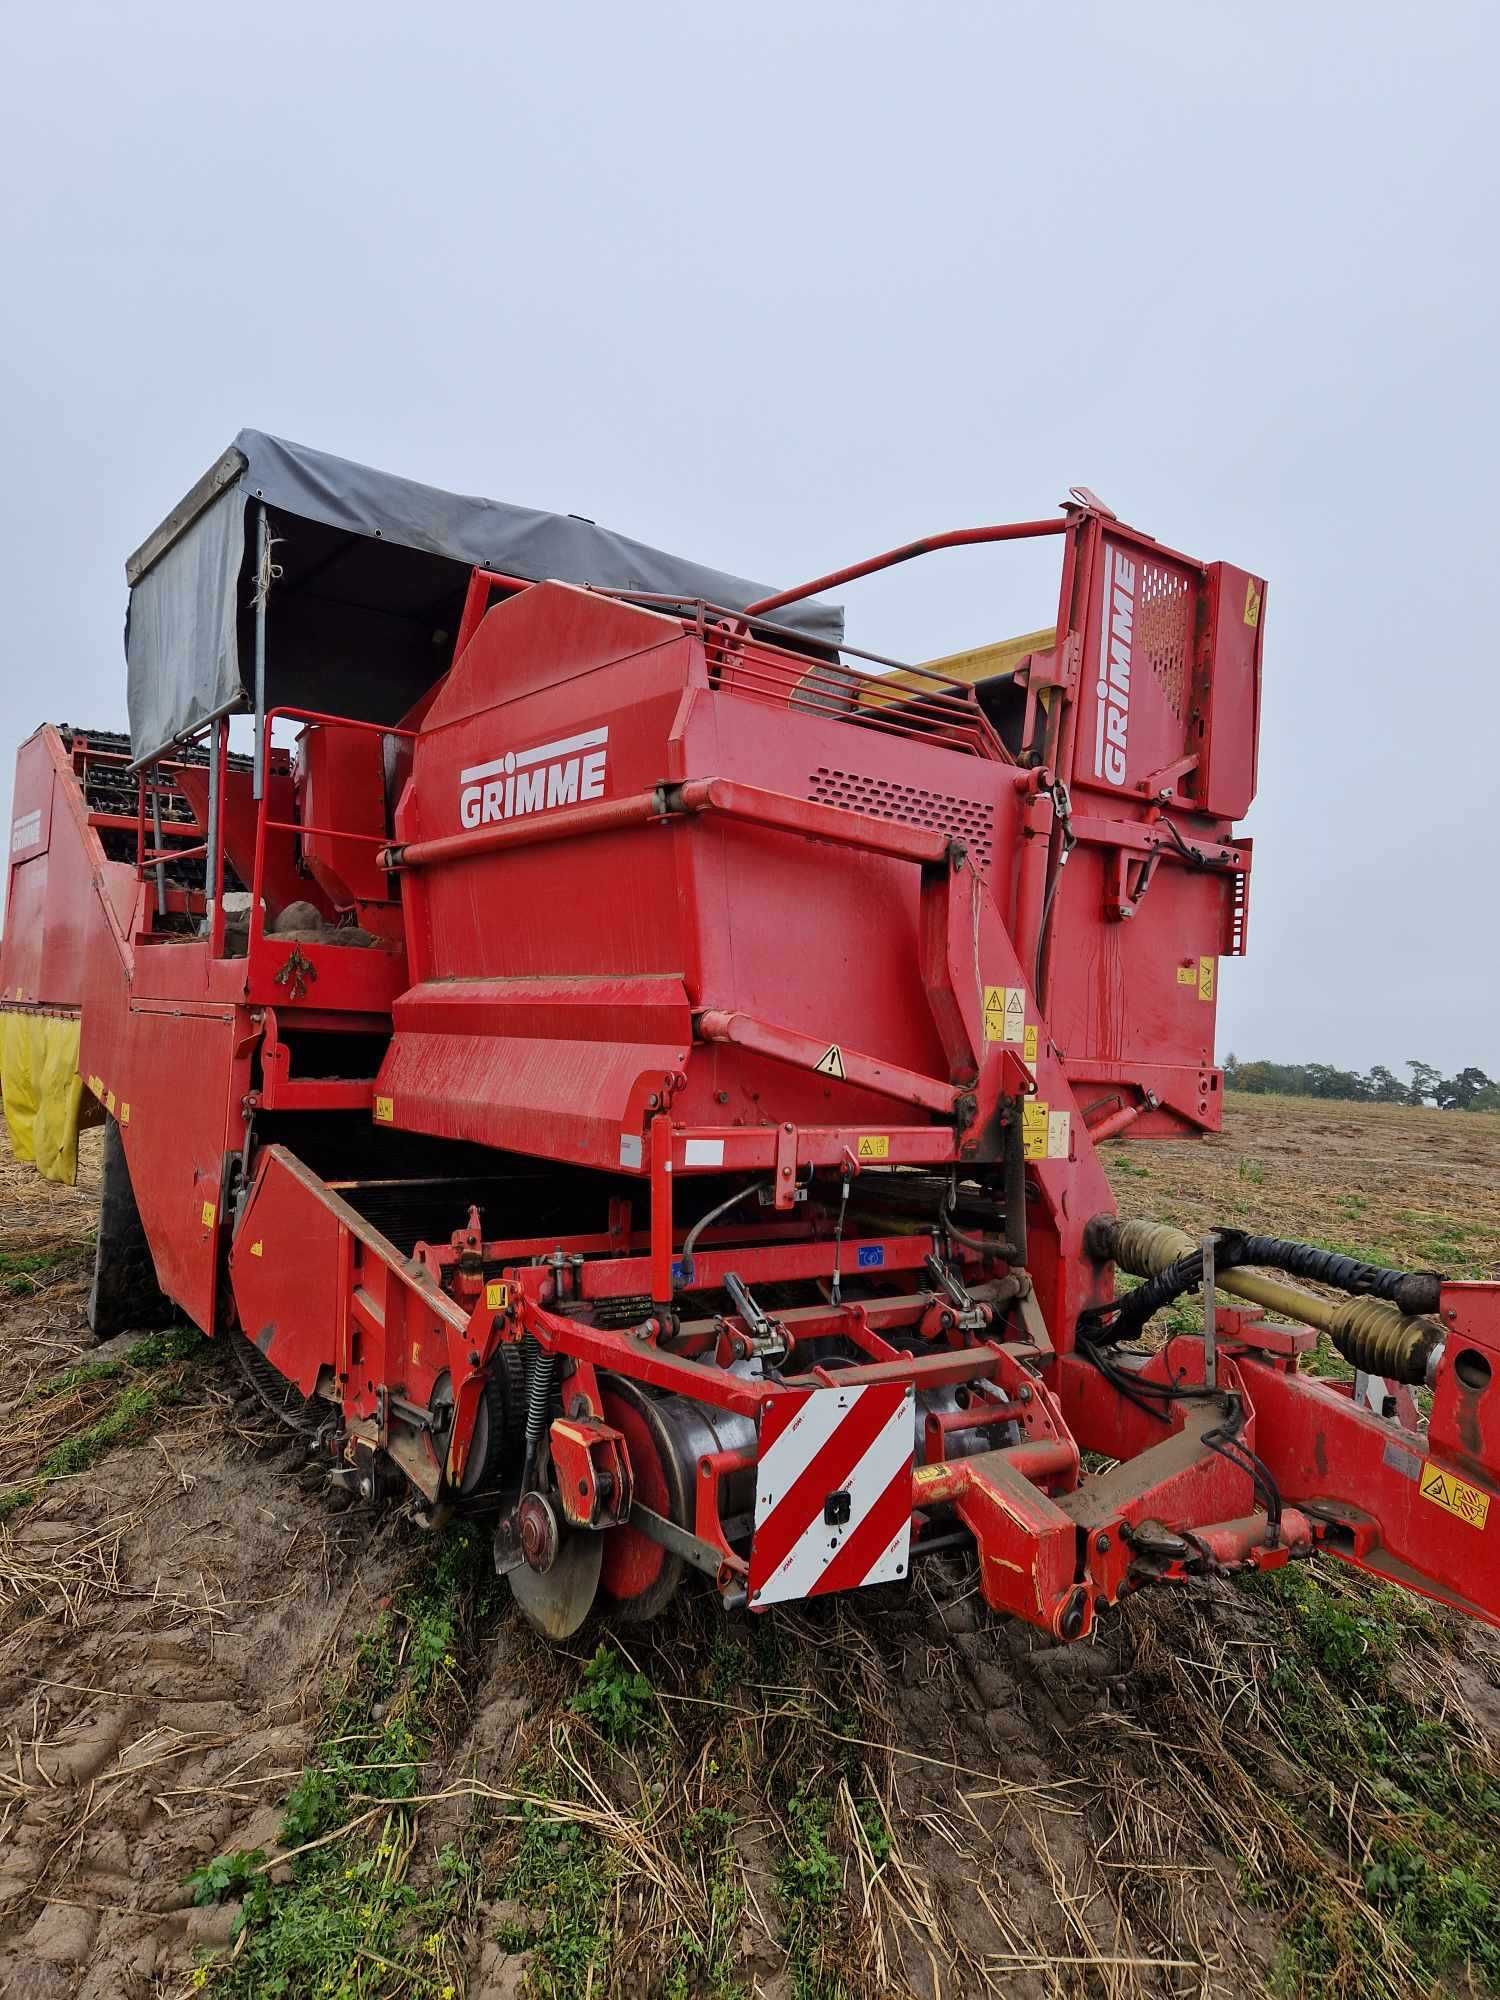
[2,2,1494,1076]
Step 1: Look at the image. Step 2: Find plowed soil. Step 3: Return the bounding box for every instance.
[0,1098,1496,2000]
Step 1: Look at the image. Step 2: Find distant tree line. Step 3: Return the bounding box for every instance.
[1223,1055,1500,1111]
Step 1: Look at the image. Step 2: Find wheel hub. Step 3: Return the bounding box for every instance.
[517,1490,560,1572]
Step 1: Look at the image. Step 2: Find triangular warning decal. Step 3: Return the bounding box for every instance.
[814,1043,846,1080]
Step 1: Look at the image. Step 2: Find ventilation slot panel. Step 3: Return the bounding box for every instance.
[806,768,994,872]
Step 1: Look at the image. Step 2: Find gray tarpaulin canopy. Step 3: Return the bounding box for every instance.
[124,430,843,765]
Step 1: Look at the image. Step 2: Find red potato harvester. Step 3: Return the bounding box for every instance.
[2,433,1493,1640]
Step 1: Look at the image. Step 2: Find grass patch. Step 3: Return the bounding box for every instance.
[0,1240,92,1295]
[1,1322,211,1521]
[776,1787,851,2000]
[38,1382,160,1479]
[499,1783,620,1997]
[19,1356,126,1406]
[196,1525,496,1998]
[1237,1566,1500,1995]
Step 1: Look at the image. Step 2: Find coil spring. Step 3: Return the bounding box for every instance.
[521,1332,558,1447]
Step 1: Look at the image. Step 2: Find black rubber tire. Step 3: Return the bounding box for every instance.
[88,1117,175,1340]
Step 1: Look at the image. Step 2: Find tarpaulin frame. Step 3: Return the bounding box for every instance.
[124,431,844,771]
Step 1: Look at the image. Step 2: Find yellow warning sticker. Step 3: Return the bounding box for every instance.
[1176,963,1197,987]
[120,1102,130,1125]
[856,1135,890,1160]
[1023,1023,1038,1065]
[1047,1109,1071,1160]
[1197,956,1215,1003]
[1002,987,1025,1043]
[105,1089,116,1114]
[1243,577,1262,628]
[249,1239,263,1258]
[983,984,1027,1044]
[1419,1462,1491,1530]
[201,1201,216,1228]
[814,1044,846,1080]
[1022,1100,1049,1160]
[374,1095,394,1123]
[485,1280,512,1311]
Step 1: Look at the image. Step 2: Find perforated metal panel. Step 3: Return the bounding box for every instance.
[807,766,994,871]
[1137,561,1192,720]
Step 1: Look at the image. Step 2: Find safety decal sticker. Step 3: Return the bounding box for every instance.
[249,1240,263,1258]
[200,1201,216,1229]
[373,1095,394,1123]
[1023,1102,1070,1161]
[1419,1462,1490,1530]
[856,1135,889,1160]
[485,1280,512,1311]
[814,1043,846,1080]
[1197,956,1215,1002]
[984,985,1026,1044]
[1243,577,1262,628]
[1177,964,1198,987]
[748,1382,913,1607]
[120,1102,130,1125]
[1023,1100,1049,1160]
[1023,1023,1038,1065]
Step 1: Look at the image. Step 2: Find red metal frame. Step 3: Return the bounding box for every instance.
[9,490,1497,1645]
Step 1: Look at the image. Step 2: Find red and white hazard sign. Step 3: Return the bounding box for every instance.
[747,1382,914,1607]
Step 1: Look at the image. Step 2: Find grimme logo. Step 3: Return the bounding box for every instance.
[458,727,608,829]
[1092,546,1137,788]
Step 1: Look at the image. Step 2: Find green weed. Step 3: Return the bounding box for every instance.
[38,1384,159,1479]
[124,1325,203,1366]
[0,1242,91,1294]
[775,1789,850,2000]
[569,1642,657,1744]
[187,1849,267,1910]
[1239,1567,1500,1992]
[499,1785,618,1996]
[19,1357,125,1406]
[196,1525,494,1998]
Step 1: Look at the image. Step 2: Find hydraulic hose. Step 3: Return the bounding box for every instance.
[1084,1217,1446,1386]
[678,1181,769,1289]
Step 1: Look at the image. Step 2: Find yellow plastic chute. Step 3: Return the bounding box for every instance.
[0,1008,87,1185]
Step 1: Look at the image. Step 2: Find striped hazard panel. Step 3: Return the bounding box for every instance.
[747,1382,914,1608]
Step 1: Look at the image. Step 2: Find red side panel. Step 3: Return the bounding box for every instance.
[1048,524,1260,1136]
[1,731,98,1005]
[79,935,246,1334]
[1199,563,1264,820]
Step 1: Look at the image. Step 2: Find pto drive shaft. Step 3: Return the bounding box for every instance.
[1088,1217,1446,1385]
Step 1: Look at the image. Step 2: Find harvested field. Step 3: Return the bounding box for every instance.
[0,1099,1496,2000]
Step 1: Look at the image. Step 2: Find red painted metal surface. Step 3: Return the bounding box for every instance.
[6,487,1497,1647]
